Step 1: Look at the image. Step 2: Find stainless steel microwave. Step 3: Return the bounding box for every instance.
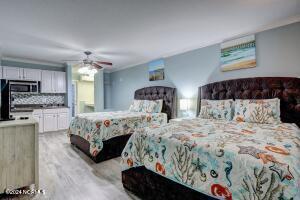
[9,81,39,94]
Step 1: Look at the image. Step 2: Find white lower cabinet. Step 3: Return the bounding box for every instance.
[33,108,69,133]
[57,112,69,130]
[43,112,58,132]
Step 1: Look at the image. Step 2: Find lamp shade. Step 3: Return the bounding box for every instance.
[180,99,190,111]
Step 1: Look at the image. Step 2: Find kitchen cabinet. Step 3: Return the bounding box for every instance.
[57,112,69,130]
[2,66,41,81]
[41,70,53,93]
[33,108,69,133]
[1,66,66,93]
[2,66,23,80]
[43,112,58,132]
[41,70,66,93]
[23,68,41,81]
[54,71,66,93]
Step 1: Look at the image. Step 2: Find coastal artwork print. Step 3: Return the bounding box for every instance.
[221,35,256,72]
[149,59,164,81]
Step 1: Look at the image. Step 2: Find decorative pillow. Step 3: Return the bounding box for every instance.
[233,98,281,124]
[129,100,143,112]
[142,99,163,113]
[199,99,234,120]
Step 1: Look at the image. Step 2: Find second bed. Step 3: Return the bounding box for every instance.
[68,86,177,163]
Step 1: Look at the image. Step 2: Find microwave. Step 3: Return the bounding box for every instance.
[9,81,39,94]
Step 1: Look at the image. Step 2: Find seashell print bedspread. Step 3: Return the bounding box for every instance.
[121,118,300,199]
[68,111,167,157]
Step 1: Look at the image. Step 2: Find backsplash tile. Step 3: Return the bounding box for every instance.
[12,93,65,105]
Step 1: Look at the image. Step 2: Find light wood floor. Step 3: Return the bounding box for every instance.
[2,131,139,200]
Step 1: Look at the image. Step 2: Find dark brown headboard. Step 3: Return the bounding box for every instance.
[134,86,177,120]
[196,77,300,126]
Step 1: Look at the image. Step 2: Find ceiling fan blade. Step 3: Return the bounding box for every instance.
[92,63,103,69]
[95,61,112,65]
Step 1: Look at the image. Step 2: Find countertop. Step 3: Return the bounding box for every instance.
[11,105,69,113]
[0,117,37,128]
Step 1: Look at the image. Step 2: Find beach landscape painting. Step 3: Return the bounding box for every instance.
[149,59,164,81]
[220,35,256,72]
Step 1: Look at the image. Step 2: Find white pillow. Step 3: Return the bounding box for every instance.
[142,99,163,113]
[129,100,143,112]
[199,99,234,120]
[233,98,281,124]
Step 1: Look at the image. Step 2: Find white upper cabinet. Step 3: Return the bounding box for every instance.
[2,66,41,81]
[54,71,66,93]
[41,70,66,93]
[2,66,23,80]
[23,68,41,81]
[41,70,53,93]
[1,66,66,93]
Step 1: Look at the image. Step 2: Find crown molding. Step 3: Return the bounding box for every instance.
[1,56,64,67]
[107,15,300,73]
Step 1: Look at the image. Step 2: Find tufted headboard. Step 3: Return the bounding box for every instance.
[196,77,300,127]
[134,86,177,120]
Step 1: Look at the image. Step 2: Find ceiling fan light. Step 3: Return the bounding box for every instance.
[78,66,89,74]
[90,68,97,74]
[78,66,98,76]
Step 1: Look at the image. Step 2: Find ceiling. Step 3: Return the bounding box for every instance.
[0,0,299,71]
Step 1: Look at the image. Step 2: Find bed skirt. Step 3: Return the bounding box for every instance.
[122,166,217,200]
[70,134,132,163]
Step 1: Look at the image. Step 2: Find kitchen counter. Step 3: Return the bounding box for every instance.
[0,117,37,128]
[0,117,39,193]
[11,105,69,113]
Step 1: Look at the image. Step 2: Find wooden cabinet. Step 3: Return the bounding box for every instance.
[2,66,42,81]
[0,119,38,194]
[54,72,66,93]
[34,108,69,133]
[41,70,53,93]
[57,112,69,130]
[0,67,66,93]
[23,68,41,81]
[41,71,66,93]
[43,113,57,132]
[2,66,23,80]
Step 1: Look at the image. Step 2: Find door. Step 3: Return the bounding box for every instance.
[23,68,41,81]
[57,112,69,130]
[33,114,43,133]
[41,70,53,93]
[43,113,57,132]
[55,72,66,93]
[3,66,22,80]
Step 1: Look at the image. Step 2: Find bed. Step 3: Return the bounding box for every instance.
[68,86,177,163]
[121,77,300,200]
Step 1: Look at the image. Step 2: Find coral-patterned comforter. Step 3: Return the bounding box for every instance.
[121,118,300,199]
[68,111,167,156]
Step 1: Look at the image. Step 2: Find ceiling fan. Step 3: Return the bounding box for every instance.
[63,51,112,75]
